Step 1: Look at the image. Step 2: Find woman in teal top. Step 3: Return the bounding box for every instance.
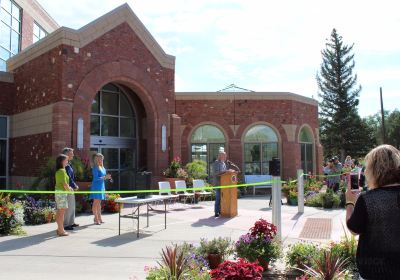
[90,153,112,225]
[55,154,72,237]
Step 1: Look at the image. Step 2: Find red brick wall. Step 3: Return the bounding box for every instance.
[9,132,52,176]
[0,81,15,115]
[21,10,34,50]
[176,98,320,180]
[10,22,175,178]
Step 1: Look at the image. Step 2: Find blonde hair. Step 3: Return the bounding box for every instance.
[365,145,400,189]
[93,153,104,167]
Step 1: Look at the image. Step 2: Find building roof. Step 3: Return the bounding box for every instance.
[7,3,175,71]
[175,91,318,106]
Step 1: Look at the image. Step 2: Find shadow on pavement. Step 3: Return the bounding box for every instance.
[191,216,233,228]
[0,230,57,252]
[291,212,304,220]
[92,232,152,247]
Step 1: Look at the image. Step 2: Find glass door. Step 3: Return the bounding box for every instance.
[90,147,135,191]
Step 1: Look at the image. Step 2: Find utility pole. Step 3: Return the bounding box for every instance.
[380,87,386,144]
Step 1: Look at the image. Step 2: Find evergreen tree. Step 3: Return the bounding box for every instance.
[317,29,372,159]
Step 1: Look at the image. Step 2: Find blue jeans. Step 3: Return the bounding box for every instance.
[214,189,221,214]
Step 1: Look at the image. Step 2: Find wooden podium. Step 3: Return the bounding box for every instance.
[220,170,238,217]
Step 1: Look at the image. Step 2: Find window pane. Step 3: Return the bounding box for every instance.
[101,116,118,136]
[1,0,12,12]
[244,125,278,142]
[101,148,119,169]
[191,125,225,143]
[33,23,40,37]
[120,93,134,117]
[209,143,224,164]
[1,9,11,25]
[120,148,134,169]
[102,83,119,92]
[300,127,313,143]
[33,36,39,43]
[0,117,7,138]
[0,140,6,176]
[245,163,261,175]
[262,143,278,162]
[11,17,19,31]
[91,92,100,113]
[0,59,6,71]
[300,143,306,172]
[306,143,313,173]
[0,46,10,60]
[11,3,20,18]
[191,144,207,162]
[101,92,119,115]
[39,30,46,39]
[10,30,19,53]
[244,143,260,162]
[106,170,119,191]
[120,118,135,138]
[90,115,100,136]
[0,22,11,49]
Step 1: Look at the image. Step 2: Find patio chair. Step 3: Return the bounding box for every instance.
[192,179,212,202]
[158,181,179,208]
[175,180,195,205]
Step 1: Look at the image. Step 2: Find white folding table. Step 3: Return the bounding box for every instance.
[115,194,178,237]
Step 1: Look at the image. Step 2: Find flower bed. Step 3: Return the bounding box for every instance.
[0,194,25,235]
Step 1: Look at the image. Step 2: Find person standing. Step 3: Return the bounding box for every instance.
[62,148,79,231]
[90,153,111,224]
[346,144,400,278]
[212,151,227,217]
[54,154,72,236]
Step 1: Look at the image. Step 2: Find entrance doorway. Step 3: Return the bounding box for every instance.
[90,83,137,190]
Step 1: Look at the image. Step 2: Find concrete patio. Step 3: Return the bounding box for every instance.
[0,197,346,280]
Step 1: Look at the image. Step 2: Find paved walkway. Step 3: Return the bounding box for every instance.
[0,197,346,280]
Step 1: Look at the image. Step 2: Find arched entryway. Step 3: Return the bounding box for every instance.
[89,82,145,190]
[299,125,315,174]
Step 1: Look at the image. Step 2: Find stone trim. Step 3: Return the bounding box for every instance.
[7,4,175,71]
[9,104,53,138]
[15,0,59,32]
[0,71,14,83]
[282,124,298,142]
[175,92,317,106]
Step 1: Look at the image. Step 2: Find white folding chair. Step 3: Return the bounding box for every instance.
[193,179,212,202]
[158,181,178,208]
[175,180,195,205]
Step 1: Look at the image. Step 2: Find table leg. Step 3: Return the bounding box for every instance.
[137,205,140,238]
[118,203,121,235]
[147,203,149,227]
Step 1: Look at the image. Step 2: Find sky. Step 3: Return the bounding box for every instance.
[37,0,400,117]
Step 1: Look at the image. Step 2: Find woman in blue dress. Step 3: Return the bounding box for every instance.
[90,153,112,225]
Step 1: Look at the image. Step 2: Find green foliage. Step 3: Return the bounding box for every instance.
[285,242,319,269]
[365,109,400,149]
[185,160,208,181]
[321,189,341,209]
[0,194,25,235]
[305,193,324,207]
[330,226,358,273]
[32,156,91,190]
[317,28,374,159]
[157,245,190,280]
[300,248,349,280]
[282,179,297,197]
[197,237,233,260]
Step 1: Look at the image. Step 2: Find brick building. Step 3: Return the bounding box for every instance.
[0,2,322,189]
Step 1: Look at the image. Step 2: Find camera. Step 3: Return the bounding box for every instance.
[350,173,359,190]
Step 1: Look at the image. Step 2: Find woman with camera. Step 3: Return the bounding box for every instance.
[346,144,400,279]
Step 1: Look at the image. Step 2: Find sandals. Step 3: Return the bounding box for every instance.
[56,230,69,237]
[94,218,101,225]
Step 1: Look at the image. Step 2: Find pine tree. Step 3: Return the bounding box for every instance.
[317,29,372,160]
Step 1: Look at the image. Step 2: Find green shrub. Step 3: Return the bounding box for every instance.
[197,237,233,260]
[321,189,341,208]
[305,193,324,207]
[285,242,319,269]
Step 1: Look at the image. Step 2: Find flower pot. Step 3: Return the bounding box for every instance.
[289,198,298,206]
[165,178,185,194]
[257,258,269,270]
[208,253,222,269]
[46,213,53,223]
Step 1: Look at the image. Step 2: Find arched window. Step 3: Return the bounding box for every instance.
[190,125,226,176]
[299,126,314,174]
[244,125,279,175]
[90,83,137,191]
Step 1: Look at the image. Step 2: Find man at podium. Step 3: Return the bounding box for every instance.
[212,150,240,217]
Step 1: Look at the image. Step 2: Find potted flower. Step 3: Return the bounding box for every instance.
[235,219,281,270]
[42,207,56,223]
[162,156,188,192]
[210,258,264,280]
[197,237,234,269]
[103,194,121,213]
[288,190,298,206]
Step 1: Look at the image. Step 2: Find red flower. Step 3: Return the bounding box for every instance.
[250,219,277,240]
[210,258,263,280]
